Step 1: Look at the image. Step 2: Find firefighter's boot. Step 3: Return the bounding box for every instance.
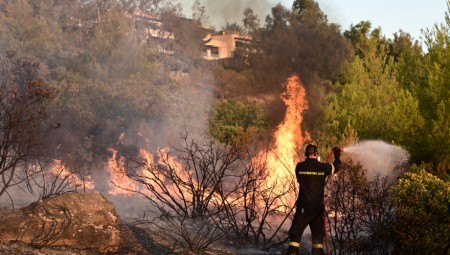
[285,242,300,255]
[311,244,324,255]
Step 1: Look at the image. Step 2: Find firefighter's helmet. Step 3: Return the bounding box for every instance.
[305,144,318,157]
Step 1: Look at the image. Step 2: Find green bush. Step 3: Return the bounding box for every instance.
[207,100,269,145]
[392,169,450,254]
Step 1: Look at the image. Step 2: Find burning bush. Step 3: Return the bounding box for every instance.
[116,133,297,253]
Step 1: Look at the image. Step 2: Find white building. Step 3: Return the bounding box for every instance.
[203,30,252,60]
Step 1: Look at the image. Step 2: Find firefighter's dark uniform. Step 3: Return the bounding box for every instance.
[286,153,341,255]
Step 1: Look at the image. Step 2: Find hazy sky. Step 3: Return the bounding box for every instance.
[181,0,448,41]
[300,0,448,40]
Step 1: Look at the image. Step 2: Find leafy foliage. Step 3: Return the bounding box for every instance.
[392,169,450,254]
[323,30,424,159]
[0,0,62,61]
[416,15,450,172]
[208,100,269,145]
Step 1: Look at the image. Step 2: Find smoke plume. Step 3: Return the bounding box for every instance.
[181,0,274,29]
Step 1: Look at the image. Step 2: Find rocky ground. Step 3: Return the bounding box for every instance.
[0,223,170,255]
[0,193,312,255]
[0,222,247,255]
[0,193,238,255]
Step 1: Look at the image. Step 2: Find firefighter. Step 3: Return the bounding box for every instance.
[448,195,450,215]
[286,144,342,255]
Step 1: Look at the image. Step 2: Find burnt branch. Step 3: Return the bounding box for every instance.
[29,203,72,248]
[326,160,398,255]
[17,201,72,248]
[26,161,79,200]
[123,134,298,251]
[0,54,56,200]
[126,134,244,219]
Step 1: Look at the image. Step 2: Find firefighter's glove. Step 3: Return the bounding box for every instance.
[332,147,342,158]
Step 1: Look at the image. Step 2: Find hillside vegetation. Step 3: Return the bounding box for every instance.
[0,0,449,254]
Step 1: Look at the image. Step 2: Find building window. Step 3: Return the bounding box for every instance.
[211,47,219,58]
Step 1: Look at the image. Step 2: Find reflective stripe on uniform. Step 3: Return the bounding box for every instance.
[312,243,323,248]
[330,163,335,174]
[289,242,301,247]
[298,171,325,175]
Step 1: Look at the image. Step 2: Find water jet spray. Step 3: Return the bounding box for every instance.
[339,140,410,179]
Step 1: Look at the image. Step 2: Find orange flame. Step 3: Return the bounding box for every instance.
[107,148,137,196]
[49,159,95,190]
[139,148,157,180]
[261,75,310,204]
[138,148,165,197]
[77,74,310,206]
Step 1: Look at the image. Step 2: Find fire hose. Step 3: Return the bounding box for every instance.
[323,187,330,255]
[323,147,343,255]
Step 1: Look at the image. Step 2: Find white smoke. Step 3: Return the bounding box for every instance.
[0,185,38,209]
[179,0,277,29]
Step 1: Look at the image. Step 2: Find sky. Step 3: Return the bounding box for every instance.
[180,0,448,43]
[294,0,448,41]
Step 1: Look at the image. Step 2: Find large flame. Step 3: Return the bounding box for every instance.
[50,75,310,206]
[141,147,197,196]
[105,75,310,204]
[261,75,310,204]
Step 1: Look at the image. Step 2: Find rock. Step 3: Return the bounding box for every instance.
[0,193,121,254]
